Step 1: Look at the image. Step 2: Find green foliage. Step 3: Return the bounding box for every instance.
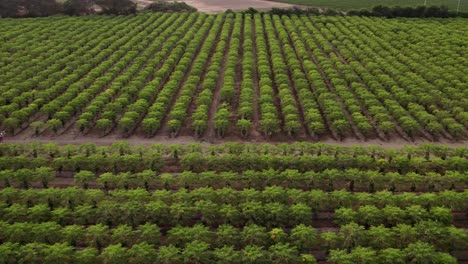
[145,1,197,12]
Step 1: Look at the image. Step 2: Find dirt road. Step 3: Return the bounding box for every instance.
[136,0,295,12]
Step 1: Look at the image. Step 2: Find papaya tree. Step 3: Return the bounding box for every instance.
[34,167,55,188]
[74,170,95,189]
[100,244,127,264]
[127,242,157,264]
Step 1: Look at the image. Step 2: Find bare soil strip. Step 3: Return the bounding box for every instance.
[173,0,294,13]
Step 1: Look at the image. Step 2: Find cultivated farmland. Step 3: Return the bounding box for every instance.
[0,13,467,144]
[0,142,466,263]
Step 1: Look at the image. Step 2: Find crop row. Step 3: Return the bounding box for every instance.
[0,198,458,228]
[1,150,467,175]
[0,221,464,253]
[2,142,465,158]
[0,241,458,264]
[2,187,466,213]
[1,167,466,193]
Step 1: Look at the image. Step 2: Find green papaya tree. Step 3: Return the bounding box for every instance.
[100,244,127,264]
[74,170,95,189]
[75,247,99,264]
[127,242,157,264]
[34,167,55,188]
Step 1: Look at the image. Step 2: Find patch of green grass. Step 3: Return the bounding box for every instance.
[270,0,466,12]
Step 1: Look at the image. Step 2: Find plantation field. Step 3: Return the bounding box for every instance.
[0,142,466,263]
[268,0,467,12]
[0,13,467,144]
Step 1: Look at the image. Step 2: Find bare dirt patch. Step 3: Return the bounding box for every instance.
[170,0,294,13]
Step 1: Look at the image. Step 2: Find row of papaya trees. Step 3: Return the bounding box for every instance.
[1,168,465,192]
[2,142,464,159]
[0,241,458,264]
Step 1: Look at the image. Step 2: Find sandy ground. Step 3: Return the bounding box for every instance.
[136,0,295,12]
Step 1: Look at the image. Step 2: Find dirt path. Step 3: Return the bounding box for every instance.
[177,0,294,13]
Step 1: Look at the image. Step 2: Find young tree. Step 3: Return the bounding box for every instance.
[28,204,51,223]
[157,245,182,264]
[86,224,110,249]
[135,223,160,246]
[366,225,394,249]
[100,244,127,264]
[61,225,85,246]
[31,121,45,137]
[34,167,55,188]
[241,224,269,247]
[13,169,35,188]
[74,170,95,189]
[43,243,75,264]
[379,248,405,264]
[142,118,160,137]
[290,224,317,253]
[75,247,99,264]
[269,243,300,263]
[0,242,21,263]
[182,240,212,264]
[237,119,252,137]
[17,242,48,263]
[127,242,157,264]
[46,119,62,135]
[213,246,241,264]
[241,245,268,264]
[96,119,113,136]
[328,249,353,264]
[339,223,366,251]
[111,225,136,247]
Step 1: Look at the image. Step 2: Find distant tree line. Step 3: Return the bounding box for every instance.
[251,5,467,18]
[0,0,137,17]
[0,0,197,18]
[145,1,197,13]
[348,5,467,18]
[1,0,465,18]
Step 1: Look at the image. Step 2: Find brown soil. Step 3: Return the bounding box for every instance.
[173,0,294,13]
